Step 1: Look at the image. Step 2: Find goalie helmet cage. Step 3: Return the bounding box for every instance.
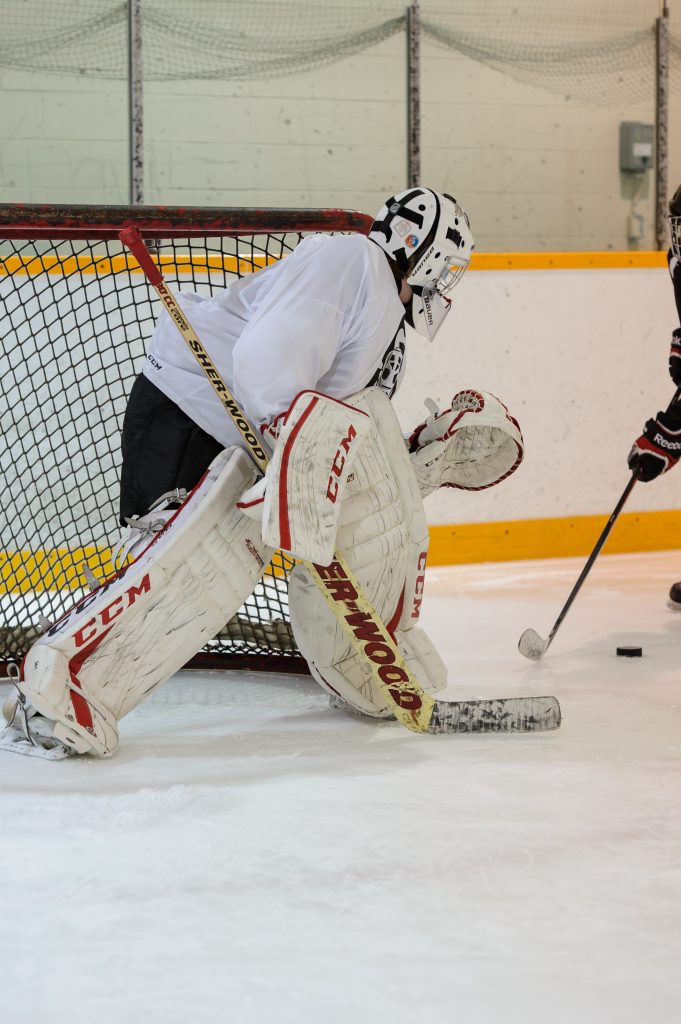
[0,203,374,676]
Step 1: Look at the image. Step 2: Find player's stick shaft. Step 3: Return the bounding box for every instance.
[119,225,436,733]
[519,385,681,659]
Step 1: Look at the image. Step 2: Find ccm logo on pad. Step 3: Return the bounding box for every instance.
[326,424,358,503]
[73,574,151,649]
[412,551,428,619]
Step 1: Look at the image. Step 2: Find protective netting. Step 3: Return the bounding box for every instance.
[0,0,679,105]
[0,204,372,673]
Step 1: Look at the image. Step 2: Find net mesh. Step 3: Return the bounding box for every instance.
[0,0,679,105]
[0,204,372,673]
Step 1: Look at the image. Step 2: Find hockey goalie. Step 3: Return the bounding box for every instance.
[1,186,524,757]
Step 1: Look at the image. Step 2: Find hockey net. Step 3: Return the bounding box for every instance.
[0,203,373,675]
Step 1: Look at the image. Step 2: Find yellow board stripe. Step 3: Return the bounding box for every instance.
[3,509,680,592]
[0,253,273,276]
[0,251,668,276]
[469,251,668,270]
[0,546,118,594]
[427,508,681,565]
[0,546,289,594]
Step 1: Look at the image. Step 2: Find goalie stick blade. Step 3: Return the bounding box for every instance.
[427,695,561,734]
[518,628,549,661]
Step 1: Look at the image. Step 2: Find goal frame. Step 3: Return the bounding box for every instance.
[0,203,373,240]
[0,202,374,676]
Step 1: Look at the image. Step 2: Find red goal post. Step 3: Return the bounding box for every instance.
[0,203,373,676]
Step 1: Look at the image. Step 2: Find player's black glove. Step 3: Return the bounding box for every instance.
[669,328,681,386]
[628,406,681,482]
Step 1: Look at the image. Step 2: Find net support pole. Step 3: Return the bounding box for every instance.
[406,1,421,188]
[128,0,144,206]
[655,2,670,250]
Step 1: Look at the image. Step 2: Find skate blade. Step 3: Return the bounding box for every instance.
[0,725,72,760]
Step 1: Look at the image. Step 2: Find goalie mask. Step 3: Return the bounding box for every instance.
[370,186,474,341]
[670,182,681,261]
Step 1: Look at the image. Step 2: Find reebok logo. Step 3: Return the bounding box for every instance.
[654,432,681,452]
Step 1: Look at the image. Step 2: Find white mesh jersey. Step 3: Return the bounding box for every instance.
[143,233,407,449]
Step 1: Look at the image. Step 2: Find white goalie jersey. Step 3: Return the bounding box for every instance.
[144,233,409,450]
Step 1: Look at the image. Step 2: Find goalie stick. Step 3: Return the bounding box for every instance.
[120,225,560,735]
[519,387,681,661]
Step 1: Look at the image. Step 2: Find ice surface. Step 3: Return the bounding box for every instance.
[2,550,681,1024]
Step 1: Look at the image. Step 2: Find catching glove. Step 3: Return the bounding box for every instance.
[408,389,523,497]
[628,406,681,482]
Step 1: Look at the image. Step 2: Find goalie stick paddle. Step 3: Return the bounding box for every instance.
[332,693,560,733]
[120,225,560,735]
[519,386,681,661]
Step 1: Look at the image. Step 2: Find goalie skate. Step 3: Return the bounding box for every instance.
[1,667,73,759]
[11,446,272,757]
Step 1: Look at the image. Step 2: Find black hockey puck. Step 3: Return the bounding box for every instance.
[616,646,642,657]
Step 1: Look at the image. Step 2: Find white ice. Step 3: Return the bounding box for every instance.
[2,550,681,1024]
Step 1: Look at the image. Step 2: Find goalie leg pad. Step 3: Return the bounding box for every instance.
[292,569,446,717]
[20,447,273,756]
[239,390,373,565]
[288,388,447,716]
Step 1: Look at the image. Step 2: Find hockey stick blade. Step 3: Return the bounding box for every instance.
[518,628,549,661]
[427,694,560,734]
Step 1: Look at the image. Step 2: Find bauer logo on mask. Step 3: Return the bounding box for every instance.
[418,287,451,341]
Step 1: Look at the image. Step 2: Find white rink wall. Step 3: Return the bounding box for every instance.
[1,258,679,540]
[3,259,679,538]
[393,262,681,526]
[2,30,681,253]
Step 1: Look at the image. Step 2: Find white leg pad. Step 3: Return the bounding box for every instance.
[288,388,447,717]
[20,447,273,756]
[293,574,446,717]
[238,389,373,565]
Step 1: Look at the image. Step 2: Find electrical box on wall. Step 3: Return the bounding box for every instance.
[619,122,654,173]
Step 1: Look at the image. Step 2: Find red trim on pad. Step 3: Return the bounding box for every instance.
[278,395,320,550]
[385,587,405,640]
[66,624,116,729]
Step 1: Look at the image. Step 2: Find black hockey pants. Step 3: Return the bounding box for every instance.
[119,373,224,525]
